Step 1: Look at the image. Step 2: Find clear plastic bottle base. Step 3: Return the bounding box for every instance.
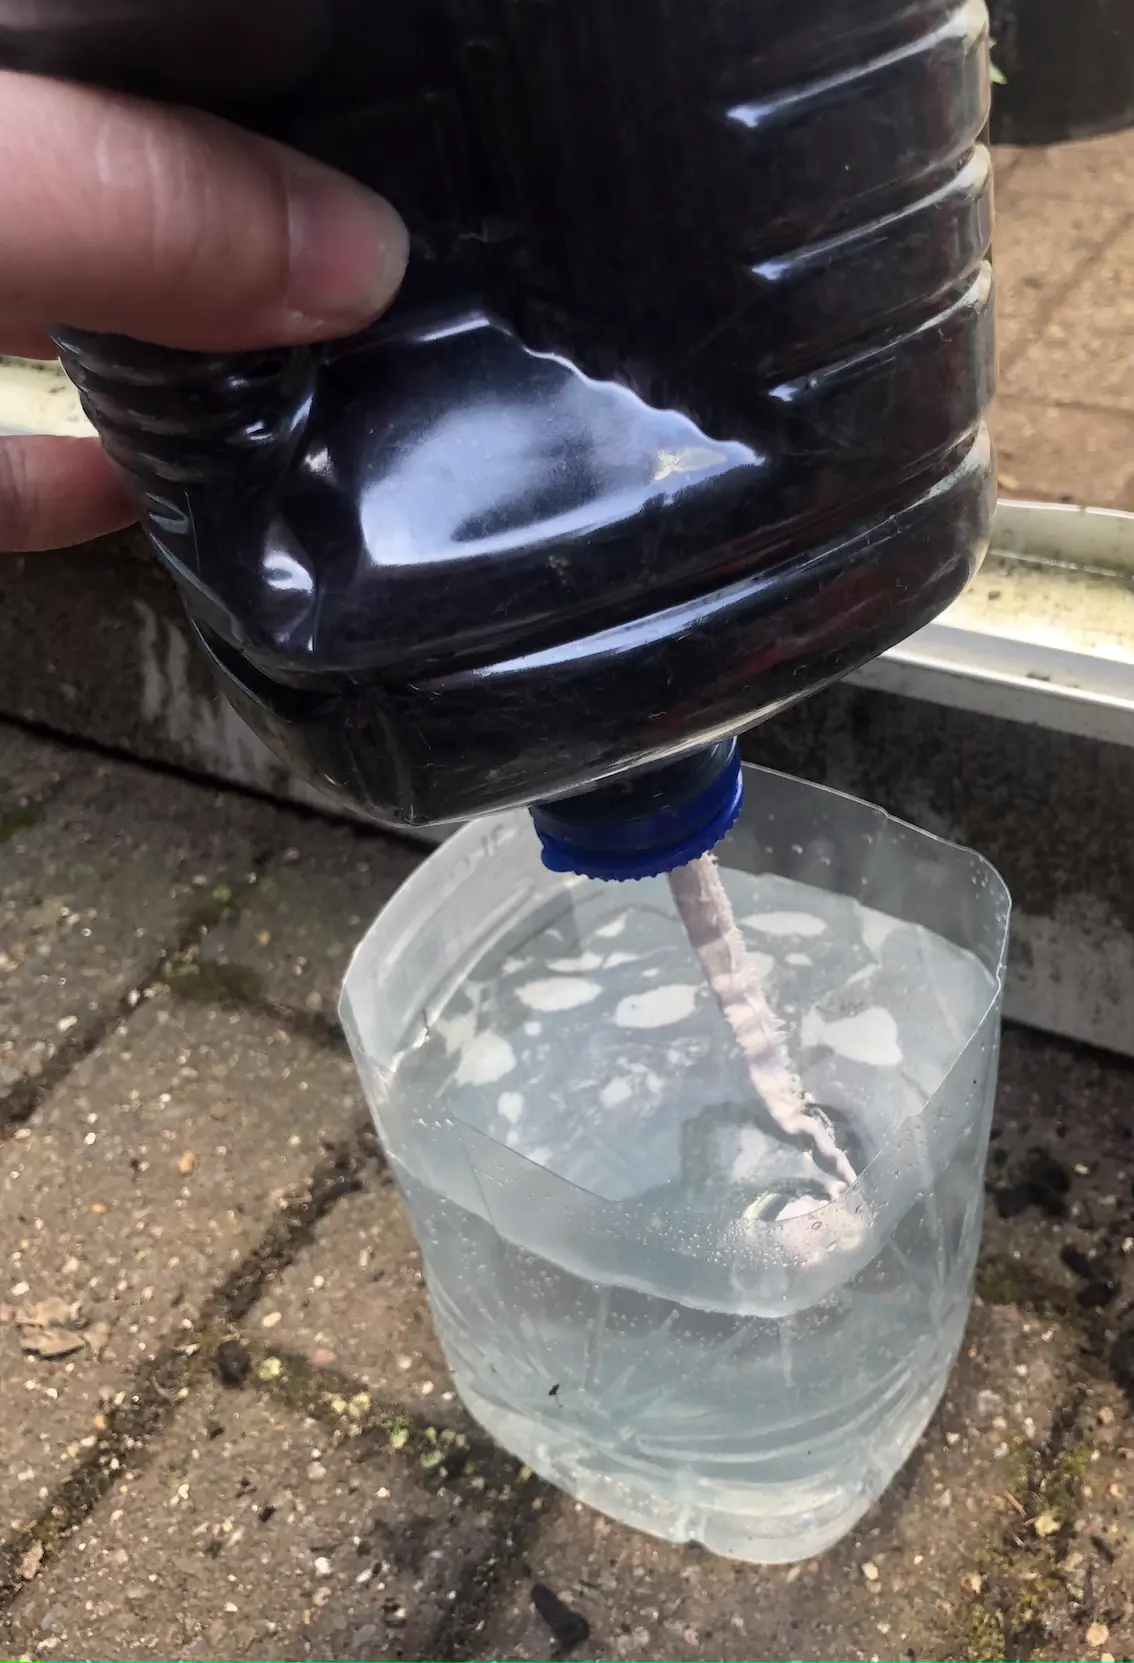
[458,1343,963,1564]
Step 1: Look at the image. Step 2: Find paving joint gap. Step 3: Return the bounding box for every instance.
[0,846,284,1143]
[949,1376,1095,1663]
[428,1494,559,1663]
[0,710,426,861]
[0,1131,374,1611]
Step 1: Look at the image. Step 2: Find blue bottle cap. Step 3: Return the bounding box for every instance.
[531,740,744,881]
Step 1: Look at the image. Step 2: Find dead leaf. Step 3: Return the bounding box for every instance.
[83,1321,111,1359]
[20,1326,86,1359]
[18,1541,43,1581]
[178,1150,198,1176]
[1033,1511,1061,1538]
[20,1297,79,1329]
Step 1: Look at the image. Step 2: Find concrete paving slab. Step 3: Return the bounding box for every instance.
[1000,130,1134,206]
[1001,218,1134,414]
[240,1178,456,1421]
[198,820,422,1022]
[0,998,361,1508]
[0,726,80,823]
[0,742,278,1099]
[6,1383,501,1662]
[982,1028,1134,1364]
[991,397,1134,508]
[992,196,1128,370]
[991,145,1025,187]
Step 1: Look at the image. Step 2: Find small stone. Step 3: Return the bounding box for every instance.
[1098,1406,1116,1426]
[20,1327,85,1359]
[964,1572,982,1594]
[18,1542,43,1581]
[861,1561,880,1582]
[314,1556,332,1578]
[178,1151,198,1176]
[260,1311,282,1330]
[1087,1622,1110,1649]
[258,1357,283,1382]
[307,1462,327,1482]
[312,1347,336,1368]
[83,1322,111,1359]
[1034,1512,1061,1538]
[19,1298,76,1329]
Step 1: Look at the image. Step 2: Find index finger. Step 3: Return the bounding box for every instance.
[0,71,409,353]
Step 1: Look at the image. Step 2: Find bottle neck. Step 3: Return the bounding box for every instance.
[530,739,744,882]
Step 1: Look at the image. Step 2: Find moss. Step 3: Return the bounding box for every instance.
[1003,1434,1035,1502]
[163,958,264,1005]
[976,1262,1025,1306]
[974,1258,1082,1328]
[0,805,39,842]
[187,875,258,929]
[1003,1572,1061,1657]
[960,1602,1007,1662]
[1040,1444,1090,1524]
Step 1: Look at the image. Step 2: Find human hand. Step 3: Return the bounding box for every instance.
[0,71,408,553]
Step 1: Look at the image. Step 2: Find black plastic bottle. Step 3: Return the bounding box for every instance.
[0,0,996,877]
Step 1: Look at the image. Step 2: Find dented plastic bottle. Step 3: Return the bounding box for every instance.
[1,0,995,851]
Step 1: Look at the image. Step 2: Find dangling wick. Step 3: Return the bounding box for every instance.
[668,853,858,1198]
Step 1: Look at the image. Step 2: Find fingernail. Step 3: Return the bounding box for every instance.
[283,159,409,334]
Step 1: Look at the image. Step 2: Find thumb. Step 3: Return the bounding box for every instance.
[0,71,409,353]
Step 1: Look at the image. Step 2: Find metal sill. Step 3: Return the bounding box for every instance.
[0,354,93,438]
[852,502,1134,749]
